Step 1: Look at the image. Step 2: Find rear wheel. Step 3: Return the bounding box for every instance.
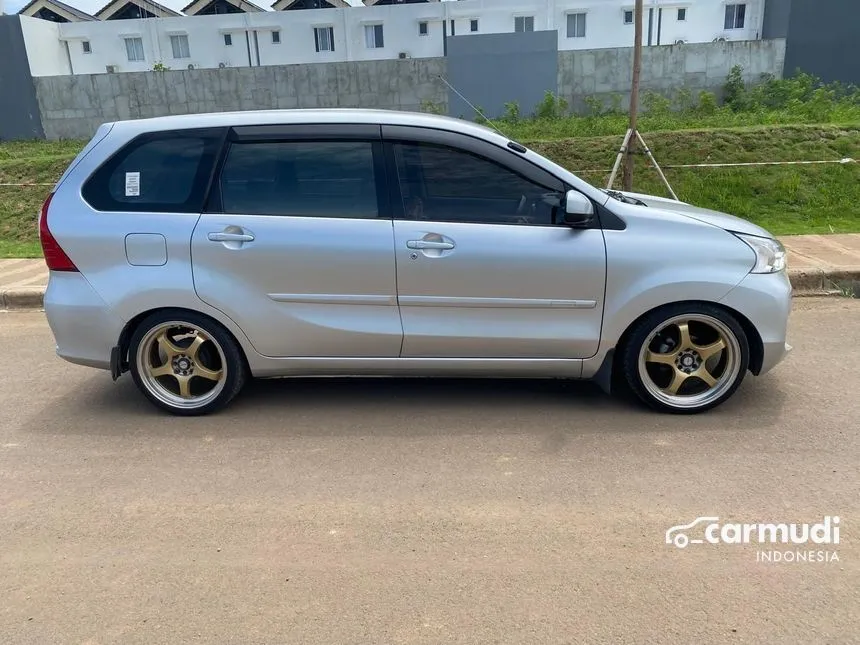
[621,304,749,414]
[128,311,246,416]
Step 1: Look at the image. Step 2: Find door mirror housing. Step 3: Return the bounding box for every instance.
[563,190,594,227]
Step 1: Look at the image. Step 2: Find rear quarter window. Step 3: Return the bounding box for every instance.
[82,128,224,212]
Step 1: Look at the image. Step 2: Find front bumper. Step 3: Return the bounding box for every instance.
[719,270,793,376]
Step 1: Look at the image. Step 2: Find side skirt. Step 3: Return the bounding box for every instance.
[248,357,586,379]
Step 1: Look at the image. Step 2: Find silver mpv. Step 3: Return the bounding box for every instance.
[40,110,791,415]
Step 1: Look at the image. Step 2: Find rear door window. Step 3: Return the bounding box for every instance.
[217,140,380,219]
[83,128,223,212]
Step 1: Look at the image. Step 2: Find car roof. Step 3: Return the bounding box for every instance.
[110,108,507,144]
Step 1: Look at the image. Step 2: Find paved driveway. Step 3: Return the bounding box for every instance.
[1,299,858,644]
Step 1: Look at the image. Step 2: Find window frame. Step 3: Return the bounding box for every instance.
[82,127,227,214]
[380,126,581,229]
[470,19,478,33]
[677,7,687,21]
[566,11,586,38]
[205,124,390,220]
[314,25,335,52]
[169,33,190,59]
[224,33,233,46]
[418,20,428,36]
[271,30,281,44]
[82,40,91,54]
[724,3,746,29]
[124,36,145,62]
[514,15,534,33]
[364,23,384,48]
[623,9,634,25]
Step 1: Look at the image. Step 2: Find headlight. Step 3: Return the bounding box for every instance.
[734,233,786,273]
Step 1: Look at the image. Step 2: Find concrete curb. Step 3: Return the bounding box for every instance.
[2,269,858,311]
[789,267,860,296]
[1,288,45,311]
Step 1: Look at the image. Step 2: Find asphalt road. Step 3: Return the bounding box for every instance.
[1,299,859,644]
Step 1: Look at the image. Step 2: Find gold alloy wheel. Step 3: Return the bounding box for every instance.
[136,322,227,410]
[637,314,742,410]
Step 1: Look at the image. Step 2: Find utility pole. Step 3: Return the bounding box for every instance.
[622,0,643,191]
[605,0,676,198]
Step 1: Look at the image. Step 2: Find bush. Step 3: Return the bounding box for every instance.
[502,101,521,123]
[720,67,860,118]
[473,106,489,124]
[534,90,569,120]
[723,64,747,110]
[583,95,604,116]
[696,91,719,115]
[674,87,694,112]
[444,66,860,141]
[419,100,444,115]
[642,91,671,116]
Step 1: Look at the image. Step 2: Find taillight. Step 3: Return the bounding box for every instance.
[39,193,78,272]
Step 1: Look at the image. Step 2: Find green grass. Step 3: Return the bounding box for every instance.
[2,124,859,258]
[526,124,860,235]
[0,240,43,257]
[500,107,860,141]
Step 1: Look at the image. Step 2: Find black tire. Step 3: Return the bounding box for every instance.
[620,303,750,414]
[128,309,247,416]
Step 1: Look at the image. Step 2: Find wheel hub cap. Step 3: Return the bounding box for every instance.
[172,354,194,376]
[676,349,701,374]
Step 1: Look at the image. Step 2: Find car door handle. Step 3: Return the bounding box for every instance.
[208,232,255,243]
[406,240,455,250]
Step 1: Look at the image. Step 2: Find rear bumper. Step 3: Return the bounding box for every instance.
[719,270,792,376]
[44,271,125,371]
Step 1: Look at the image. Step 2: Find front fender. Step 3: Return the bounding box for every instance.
[582,208,755,378]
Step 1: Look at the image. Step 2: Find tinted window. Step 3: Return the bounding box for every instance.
[219,141,379,218]
[83,129,223,213]
[393,143,562,226]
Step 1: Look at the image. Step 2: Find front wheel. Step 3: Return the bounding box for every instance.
[128,310,247,416]
[620,304,750,414]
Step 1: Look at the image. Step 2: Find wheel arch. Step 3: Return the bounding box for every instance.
[116,306,252,374]
[611,299,765,382]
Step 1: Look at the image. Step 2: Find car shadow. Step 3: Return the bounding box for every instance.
[22,370,788,439]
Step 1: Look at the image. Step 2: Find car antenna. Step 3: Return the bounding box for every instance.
[436,75,510,139]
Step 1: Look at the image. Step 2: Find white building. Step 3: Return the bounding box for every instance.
[17,0,767,77]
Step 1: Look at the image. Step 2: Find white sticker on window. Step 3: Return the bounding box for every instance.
[125,172,140,197]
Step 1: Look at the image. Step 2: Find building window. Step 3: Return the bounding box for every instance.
[566,12,586,38]
[623,10,634,24]
[314,26,334,52]
[364,24,384,49]
[724,3,746,29]
[170,34,190,59]
[514,16,534,32]
[677,7,687,21]
[224,33,232,46]
[449,19,455,36]
[124,37,145,62]
[418,21,428,36]
[82,40,91,54]
[470,19,478,32]
[272,30,281,44]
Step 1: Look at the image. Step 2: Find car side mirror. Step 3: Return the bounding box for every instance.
[563,190,594,227]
